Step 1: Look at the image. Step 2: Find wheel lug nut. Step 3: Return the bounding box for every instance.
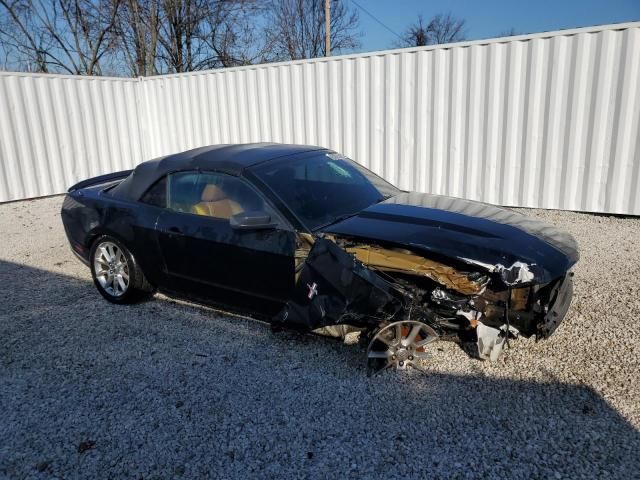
[391,355,396,360]
[409,356,414,361]
[399,361,404,367]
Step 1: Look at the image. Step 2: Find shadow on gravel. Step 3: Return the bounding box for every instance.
[1,259,639,478]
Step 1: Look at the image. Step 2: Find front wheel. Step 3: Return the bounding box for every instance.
[90,235,154,304]
[366,321,439,375]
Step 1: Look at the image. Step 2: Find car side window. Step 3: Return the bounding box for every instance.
[167,171,272,220]
[140,177,167,207]
[167,172,200,213]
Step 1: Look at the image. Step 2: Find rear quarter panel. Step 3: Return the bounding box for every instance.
[61,187,164,284]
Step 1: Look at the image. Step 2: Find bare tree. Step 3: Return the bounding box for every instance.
[267,0,360,60]
[199,1,275,68]
[0,0,121,75]
[427,13,465,45]
[401,14,429,47]
[499,27,520,37]
[0,0,307,76]
[0,0,272,75]
[56,0,121,75]
[114,0,271,75]
[399,12,465,47]
[0,0,53,72]
[115,0,161,76]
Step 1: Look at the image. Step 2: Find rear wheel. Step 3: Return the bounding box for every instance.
[90,235,154,304]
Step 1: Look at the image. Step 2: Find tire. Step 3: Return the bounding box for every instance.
[89,235,155,304]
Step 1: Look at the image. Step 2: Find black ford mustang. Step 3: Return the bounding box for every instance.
[61,143,578,372]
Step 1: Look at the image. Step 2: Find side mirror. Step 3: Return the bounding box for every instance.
[230,211,277,230]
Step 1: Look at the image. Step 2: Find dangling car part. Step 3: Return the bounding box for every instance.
[61,143,579,371]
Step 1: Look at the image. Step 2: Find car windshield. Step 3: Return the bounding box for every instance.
[250,151,400,231]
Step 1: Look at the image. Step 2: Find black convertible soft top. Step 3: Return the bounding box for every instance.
[110,143,325,202]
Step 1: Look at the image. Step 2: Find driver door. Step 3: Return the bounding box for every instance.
[155,171,296,311]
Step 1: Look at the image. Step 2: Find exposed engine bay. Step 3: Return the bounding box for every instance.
[275,234,574,373]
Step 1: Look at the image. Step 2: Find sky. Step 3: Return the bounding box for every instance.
[350,0,640,53]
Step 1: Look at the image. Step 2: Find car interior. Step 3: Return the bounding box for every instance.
[191,184,243,219]
[168,172,266,220]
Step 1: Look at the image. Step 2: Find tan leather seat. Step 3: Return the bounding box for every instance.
[191,184,242,219]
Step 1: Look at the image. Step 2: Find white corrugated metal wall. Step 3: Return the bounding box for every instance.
[1,22,639,214]
[0,73,144,200]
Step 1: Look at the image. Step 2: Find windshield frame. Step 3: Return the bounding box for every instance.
[245,150,401,233]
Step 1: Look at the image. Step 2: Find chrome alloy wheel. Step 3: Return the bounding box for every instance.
[367,321,438,375]
[93,241,130,297]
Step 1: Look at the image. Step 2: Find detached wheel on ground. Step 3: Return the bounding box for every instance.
[90,235,154,304]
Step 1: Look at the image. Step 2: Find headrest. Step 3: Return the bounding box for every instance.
[201,184,226,202]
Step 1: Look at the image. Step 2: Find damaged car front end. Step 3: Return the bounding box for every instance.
[266,185,579,374]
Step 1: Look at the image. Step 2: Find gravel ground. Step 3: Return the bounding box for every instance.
[1,195,639,479]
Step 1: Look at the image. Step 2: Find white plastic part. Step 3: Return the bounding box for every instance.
[476,322,507,362]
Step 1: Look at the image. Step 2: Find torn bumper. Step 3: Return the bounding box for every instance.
[538,272,574,338]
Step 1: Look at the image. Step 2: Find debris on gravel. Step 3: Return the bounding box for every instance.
[1,196,638,479]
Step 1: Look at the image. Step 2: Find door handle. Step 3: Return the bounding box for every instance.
[168,226,183,235]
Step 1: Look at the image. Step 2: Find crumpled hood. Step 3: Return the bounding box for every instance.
[323,192,579,285]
